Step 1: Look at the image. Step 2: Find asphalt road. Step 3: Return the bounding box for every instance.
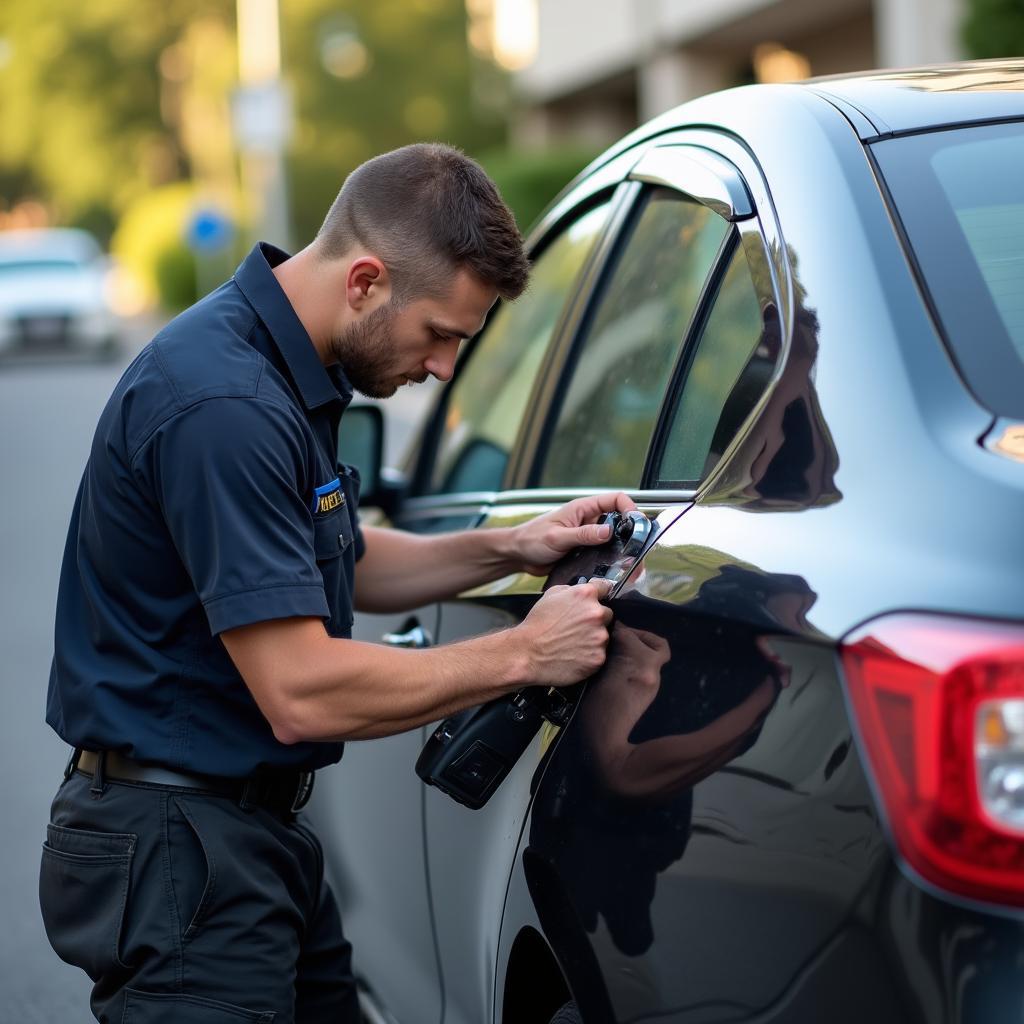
[0,315,435,1021]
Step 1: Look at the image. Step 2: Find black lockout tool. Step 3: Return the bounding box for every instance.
[415,510,651,809]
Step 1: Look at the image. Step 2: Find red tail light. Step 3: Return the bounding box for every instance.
[840,613,1024,908]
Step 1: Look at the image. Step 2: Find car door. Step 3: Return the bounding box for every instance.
[420,140,789,1024]
[310,174,619,1024]
[500,136,900,1024]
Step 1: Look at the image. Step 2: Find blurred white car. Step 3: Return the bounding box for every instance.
[0,228,120,356]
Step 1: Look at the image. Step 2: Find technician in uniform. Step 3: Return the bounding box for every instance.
[40,143,631,1023]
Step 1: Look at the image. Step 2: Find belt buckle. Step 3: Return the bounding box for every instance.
[290,771,315,813]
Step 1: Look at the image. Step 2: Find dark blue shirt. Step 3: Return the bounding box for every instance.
[47,243,364,776]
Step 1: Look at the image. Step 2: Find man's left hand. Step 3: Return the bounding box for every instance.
[515,492,638,576]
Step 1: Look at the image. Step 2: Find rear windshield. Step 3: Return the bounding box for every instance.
[872,121,1024,417]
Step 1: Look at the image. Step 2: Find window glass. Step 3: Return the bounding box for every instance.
[428,201,610,494]
[656,241,769,485]
[538,190,729,488]
[872,120,1024,416]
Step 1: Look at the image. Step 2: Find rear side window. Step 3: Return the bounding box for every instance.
[873,121,1024,417]
[537,190,730,488]
[654,239,773,486]
[426,201,610,494]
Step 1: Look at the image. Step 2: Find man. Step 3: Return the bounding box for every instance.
[40,143,632,1023]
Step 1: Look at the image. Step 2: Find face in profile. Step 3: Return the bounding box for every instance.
[331,265,498,399]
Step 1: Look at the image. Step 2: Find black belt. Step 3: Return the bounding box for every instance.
[69,749,315,816]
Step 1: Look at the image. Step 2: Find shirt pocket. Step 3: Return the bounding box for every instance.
[313,508,353,561]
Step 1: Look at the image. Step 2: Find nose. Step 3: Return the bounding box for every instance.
[425,342,458,382]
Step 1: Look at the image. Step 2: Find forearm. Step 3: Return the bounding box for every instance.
[354,524,520,612]
[224,618,533,743]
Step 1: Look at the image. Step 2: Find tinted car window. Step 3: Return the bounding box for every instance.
[872,120,1024,417]
[538,190,730,488]
[656,239,771,486]
[428,201,610,494]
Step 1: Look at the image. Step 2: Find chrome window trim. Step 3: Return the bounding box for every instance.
[405,491,497,509]
[494,488,696,507]
[393,488,696,520]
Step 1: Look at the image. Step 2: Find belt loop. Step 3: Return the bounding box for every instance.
[63,747,78,782]
[89,750,107,799]
[239,778,256,813]
[291,772,315,814]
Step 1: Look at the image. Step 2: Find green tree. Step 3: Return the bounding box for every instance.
[963,0,1024,57]
[0,0,594,306]
[281,0,506,244]
[0,0,233,239]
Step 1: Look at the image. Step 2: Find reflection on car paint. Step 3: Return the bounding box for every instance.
[701,262,841,512]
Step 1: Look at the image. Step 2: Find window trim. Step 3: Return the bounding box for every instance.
[630,144,755,222]
[526,185,739,491]
[502,180,642,489]
[522,143,768,493]
[649,220,786,493]
[402,129,794,513]
[640,228,741,490]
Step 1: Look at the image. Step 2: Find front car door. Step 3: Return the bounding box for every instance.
[422,138,788,1024]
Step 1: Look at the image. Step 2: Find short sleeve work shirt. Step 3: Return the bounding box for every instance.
[47,244,363,776]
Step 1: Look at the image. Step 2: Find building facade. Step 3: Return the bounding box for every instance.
[511,0,966,146]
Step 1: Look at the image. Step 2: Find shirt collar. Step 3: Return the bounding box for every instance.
[233,242,353,412]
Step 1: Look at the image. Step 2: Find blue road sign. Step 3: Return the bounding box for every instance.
[186,207,234,253]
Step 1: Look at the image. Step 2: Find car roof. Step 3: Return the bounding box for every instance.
[806,58,1024,138]
[536,58,1024,253]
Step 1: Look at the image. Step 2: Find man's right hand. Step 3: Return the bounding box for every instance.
[514,580,615,685]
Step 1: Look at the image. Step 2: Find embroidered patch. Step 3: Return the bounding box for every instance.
[312,477,345,515]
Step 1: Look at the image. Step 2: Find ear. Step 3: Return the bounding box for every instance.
[345,256,390,310]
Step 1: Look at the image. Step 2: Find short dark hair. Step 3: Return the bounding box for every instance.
[315,143,529,302]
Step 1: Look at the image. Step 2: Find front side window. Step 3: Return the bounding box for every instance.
[537,190,730,489]
[426,201,611,495]
[654,239,772,486]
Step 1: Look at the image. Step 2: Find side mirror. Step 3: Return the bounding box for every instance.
[337,404,407,517]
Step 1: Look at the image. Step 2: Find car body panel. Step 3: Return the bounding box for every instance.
[427,502,691,1024]
[316,62,1024,1024]
[307,605,443,1024]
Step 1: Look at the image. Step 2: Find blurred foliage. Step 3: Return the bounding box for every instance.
[478,145,602,235]
[0,1,233,241]
[963,0,1024,57]
[0,0,598,309]
[282,0,505,244]
[111,183,199,309]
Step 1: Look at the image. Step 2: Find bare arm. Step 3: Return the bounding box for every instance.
[353,524,518,613]
[353,491,637,613]
[221,581,613,743]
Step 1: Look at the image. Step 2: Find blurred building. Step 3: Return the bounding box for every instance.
[502,0,967,147]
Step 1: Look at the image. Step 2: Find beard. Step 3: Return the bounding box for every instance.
[329,302,405,399]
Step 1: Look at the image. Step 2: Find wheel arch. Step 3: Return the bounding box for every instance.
[500,926,572,1024]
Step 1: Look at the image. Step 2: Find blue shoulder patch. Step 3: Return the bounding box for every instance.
[312,477,344,515]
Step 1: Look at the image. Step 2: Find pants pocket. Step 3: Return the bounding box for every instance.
[122,988,276,1022]
[38,823,136,980]
[168,796,216,942]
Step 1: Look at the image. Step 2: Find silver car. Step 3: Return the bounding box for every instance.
[0,228,119,356]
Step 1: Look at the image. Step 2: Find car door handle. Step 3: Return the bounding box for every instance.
[381,623,433,648]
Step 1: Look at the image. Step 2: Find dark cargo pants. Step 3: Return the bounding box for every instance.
[38,769,361,1023]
